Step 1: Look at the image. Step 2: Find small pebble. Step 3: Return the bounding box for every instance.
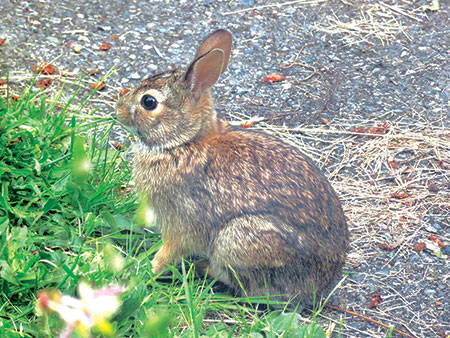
[46,36,59,44]
[423,288,436,296]
[129,72,141,80]
[97,25,112,32]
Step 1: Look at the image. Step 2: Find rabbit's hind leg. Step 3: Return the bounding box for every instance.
[195,258,232,285]
[208,214,302,299]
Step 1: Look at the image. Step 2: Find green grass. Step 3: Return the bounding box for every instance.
[0,80,328,337]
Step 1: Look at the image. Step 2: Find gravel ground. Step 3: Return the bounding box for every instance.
[1,1,449,337]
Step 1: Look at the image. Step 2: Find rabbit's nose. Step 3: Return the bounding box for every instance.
[115,100,134,126]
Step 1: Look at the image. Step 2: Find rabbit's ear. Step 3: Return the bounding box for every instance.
[194,29,232,75]
[185,48,225,100]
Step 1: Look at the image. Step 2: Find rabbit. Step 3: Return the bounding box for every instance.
[116,29,349,306]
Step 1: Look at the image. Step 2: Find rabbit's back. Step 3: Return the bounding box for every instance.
[133,120,348,258]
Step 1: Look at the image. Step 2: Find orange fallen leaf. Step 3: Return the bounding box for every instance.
[37,79,52,88]
[369,294,383,308]
[435,301,442,306]
[91,82,106,90]
[0,38,6,46]
[0,80,6,85]
[264,73,286,83]
[391,192,408,199]
[428,234,445,247]
[99,42,111,51]
[351,127,366,135]
[32,63,56,75]
[111,35,118,41]
[241,120,255,128]
[368,127,386,135]
[119,88,131,96]
[377,242,396,251]
[387,161,399,169]
[321,118,329,125]
[368,122,389,137]
[414,242,426,252]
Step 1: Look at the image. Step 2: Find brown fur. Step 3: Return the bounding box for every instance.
[116,29,349,306]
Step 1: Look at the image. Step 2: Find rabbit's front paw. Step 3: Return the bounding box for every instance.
[150,241,184,274]
[151,258,165,274]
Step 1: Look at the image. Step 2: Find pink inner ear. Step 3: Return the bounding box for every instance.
[191,48,225,96]
[194,30,232,75]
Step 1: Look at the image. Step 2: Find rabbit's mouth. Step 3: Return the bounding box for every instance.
[117,120,139,138]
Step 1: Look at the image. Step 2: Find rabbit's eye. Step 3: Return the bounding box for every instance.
[141,95,158,110]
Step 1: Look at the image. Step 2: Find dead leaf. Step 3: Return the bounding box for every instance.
[391,192,408,199]
[377,242,396,251]
[428,234,445,247]
[119,88,131,96]
[351,127,366,135]
[32,63,56,75]
[321,118,329,125]
[111,35,118,41]
[414,242,426,252]
[0,80,6,85]
[99,42,111,51]
[388,161,399,169]
[0,38,6,46]
[241,120,255,128]
[369,294,383,308]
[91,82,106,90]
[368,122,389,137]
[37,79,52,88]
[264,73,286,83]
